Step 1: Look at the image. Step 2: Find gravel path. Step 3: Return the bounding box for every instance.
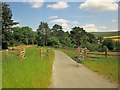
[50,50,117,88]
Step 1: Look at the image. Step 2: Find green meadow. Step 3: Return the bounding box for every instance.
[60,48,119,85]
[2,47,55,88]
[91,31,119,37]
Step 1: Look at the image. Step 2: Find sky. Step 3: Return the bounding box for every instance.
[7,0,118,32]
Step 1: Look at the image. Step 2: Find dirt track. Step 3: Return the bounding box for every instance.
[50,50,117,88]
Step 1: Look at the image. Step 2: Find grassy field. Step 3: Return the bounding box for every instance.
[91,31,119,37]
[2,46,55,88]
[60,48,119,85]
[103,36,120,42]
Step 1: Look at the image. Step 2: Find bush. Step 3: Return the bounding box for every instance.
[114,41,120,52]
[2,41,8,49]
[47,37,62,48]
[102,38,114,50]
[82,42,100,51]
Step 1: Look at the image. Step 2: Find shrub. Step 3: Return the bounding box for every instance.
[82,42,99,51]
[47,37,61,48]
[102,38,114,50]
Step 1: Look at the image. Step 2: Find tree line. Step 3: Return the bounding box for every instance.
[1,3,119,52]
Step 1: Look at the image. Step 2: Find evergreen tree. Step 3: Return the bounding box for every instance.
[2,3,18,49]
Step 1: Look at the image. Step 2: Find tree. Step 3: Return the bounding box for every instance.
[2,3,18,49]
[87,33,96,43]
[51,24,73,47]
[70,27,88,48]
[11,26,36,46]
[37,22,50,46]
[114,41,120,51]
[97,36,103,44]
[102,38,114,50]
[47,36,61,48]
[51,24,62,36]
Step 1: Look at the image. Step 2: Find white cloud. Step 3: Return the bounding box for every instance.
[12,24,20,27]
[99,26,106,29]
[29,0,44,8]
[82,24,98,32]
[82,23,118,32]
[61,23,70,31]
[50,19,70,31]
[79,0,118,12]
[107,29,118,32]
[50,19,70,23]
[112,19,116,22]
[50,19,80,31]
[47,1,69,9]
[71,21,80,24]
[49,16,58,19]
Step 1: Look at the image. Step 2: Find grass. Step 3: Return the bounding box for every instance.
[103,36,120,42]
[2,46,55,88]
[91,31,119,37]
[60,48,119,85]
[82,52,118,84]
[59,48,78,59]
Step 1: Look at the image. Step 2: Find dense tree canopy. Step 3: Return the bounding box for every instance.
[102,38,114,50]
[11,26,37,46]
[70,27,95,48]
[1,3,119,52]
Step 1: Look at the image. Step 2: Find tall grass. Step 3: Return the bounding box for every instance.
[2,47,54,88]
[82,55,118,84]
[60,48,119,85]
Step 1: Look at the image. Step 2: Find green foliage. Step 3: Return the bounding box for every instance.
[102,38,114,50]
[47,37,61,48]
[1,2,119,52]
[51,24,62,35]
[82,42,100,51]
[87,33,96,43]
[51,25,74,48]
[37,22,51,46]
[2,3,18,49]
[70,26,96,47]
[11,26,36,46]
[91,31,119,37]
[96,36,103,44]
[113,41,120,52]
[97,44,104,52]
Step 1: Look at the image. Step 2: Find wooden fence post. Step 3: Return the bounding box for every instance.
[19,49,22,60]
[40,48,42,60]
[19,48,26,60]
[103,46,108,58]
[22,48,26,59]
[105,49,108,58]
[83,48,88,58]
[47,48,50,60]
[77,47,80,58]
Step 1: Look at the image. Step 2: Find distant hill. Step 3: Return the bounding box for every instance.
[91,31,120,37]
